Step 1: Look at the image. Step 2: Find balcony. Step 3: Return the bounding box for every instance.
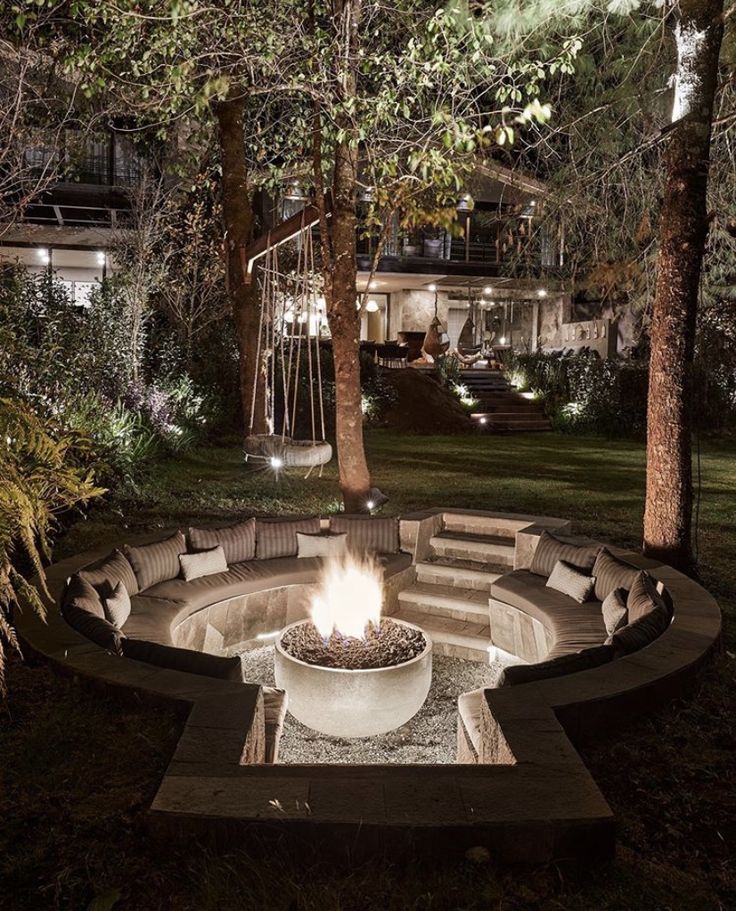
[355,206,559,277]
[18,131,145,228]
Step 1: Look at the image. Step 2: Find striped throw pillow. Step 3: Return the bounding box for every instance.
[329,516,400,554]
[530,530,601,578]
[592,548,640,602]
[545,560,596,603]
[124,531,187,591]
[601,587,628,636]
[103,580,132,628]
[78,549,139,596]
[256,517,321,560]
[188,518,255,565]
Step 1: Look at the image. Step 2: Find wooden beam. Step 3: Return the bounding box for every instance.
[240,197,332,283]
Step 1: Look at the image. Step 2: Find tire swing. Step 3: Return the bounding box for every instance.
[243,224,332,478]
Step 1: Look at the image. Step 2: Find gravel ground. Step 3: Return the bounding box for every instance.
[238,645,502,764]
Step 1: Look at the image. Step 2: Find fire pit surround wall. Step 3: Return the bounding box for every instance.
[275,618,432,737]
[16,509,722,864]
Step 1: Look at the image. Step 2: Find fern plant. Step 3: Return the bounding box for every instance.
[0,398,106,699]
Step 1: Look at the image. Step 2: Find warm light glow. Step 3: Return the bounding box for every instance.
[368,280,378,290]
[366,499,375,510]
[366,299,379,313]
[499,336,507,345]
[96,250,106,266]
[479,416,487,424]
[310,555,383,639]
[483,285,493,295]
[537,288,548,298]
[427,283,437,292]
[270,455,283,470]
[38,248,49,264]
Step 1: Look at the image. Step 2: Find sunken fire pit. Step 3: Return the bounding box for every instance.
[274,555,432,738]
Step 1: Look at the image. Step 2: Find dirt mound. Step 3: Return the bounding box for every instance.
[379,368,475,434]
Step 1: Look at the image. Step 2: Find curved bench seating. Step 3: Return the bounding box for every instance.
[121,553,411,648]
[15,510,721,865]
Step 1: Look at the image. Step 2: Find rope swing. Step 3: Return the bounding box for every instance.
[244,222,333,477]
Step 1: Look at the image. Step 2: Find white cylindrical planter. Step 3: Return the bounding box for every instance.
[274,620,432,738]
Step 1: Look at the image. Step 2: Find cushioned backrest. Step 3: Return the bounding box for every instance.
[329,516,400,554]
[65,574,105,618]
[188,518,256,564]
[592,548,640,602]
[121,638,244,681]
[499,644,613,687]
[124,531,186,591]
[626,571,670,623]
[61,599,124,654]
[608,605,670,657]
[255,517,321,559]
[530,530,600,577]
[78,549,139,597]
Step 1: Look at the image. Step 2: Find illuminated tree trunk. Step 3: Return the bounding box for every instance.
[643,0,724,569]
[314,0,372,512]
[215,95,266,436]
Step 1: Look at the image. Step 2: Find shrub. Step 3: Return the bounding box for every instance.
[507,349,649,438]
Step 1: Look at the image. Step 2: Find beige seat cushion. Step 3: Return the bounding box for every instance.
[492,569,607,656]
[121,595,185,645]
[458,688,484,755]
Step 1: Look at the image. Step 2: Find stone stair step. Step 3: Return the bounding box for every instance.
[430,531,515,566]
[416,559,503,590]
[441,513,517,540]
[398,581,490,624]
[484,411,549,422]
[392,606,491,662]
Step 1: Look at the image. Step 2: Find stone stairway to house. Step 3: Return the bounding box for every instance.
[392,512,516,662]
[459,369,551,432]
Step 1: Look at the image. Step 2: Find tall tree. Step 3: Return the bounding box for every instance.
[643,0,725,569]
[215,95,266,433]
[311,0,371,510]
[65,1,278,433]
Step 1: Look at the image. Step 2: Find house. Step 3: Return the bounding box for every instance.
[247,161,619,359]
[0,129,142,304]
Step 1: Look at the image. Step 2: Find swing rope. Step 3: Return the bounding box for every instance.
[244,223,332,472]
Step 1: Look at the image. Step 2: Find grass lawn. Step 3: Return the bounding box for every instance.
[3,430,735,910]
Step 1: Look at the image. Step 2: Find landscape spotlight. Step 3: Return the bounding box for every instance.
[270,455,283,470]
[366,486,389,510]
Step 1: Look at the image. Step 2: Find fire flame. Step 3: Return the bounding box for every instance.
[310,554,383,639]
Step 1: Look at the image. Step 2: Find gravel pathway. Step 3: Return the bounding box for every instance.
[238,645,502,764]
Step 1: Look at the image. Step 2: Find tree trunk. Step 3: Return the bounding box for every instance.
[215,96,265,436]
[316,0,372,512]
[643,0,724,570]
[326,140,372,512]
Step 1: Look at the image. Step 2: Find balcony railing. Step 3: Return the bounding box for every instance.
[22,131,144,188]
[355,209,557,270]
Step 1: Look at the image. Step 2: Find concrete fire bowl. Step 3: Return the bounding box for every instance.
[274,619,433,738]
